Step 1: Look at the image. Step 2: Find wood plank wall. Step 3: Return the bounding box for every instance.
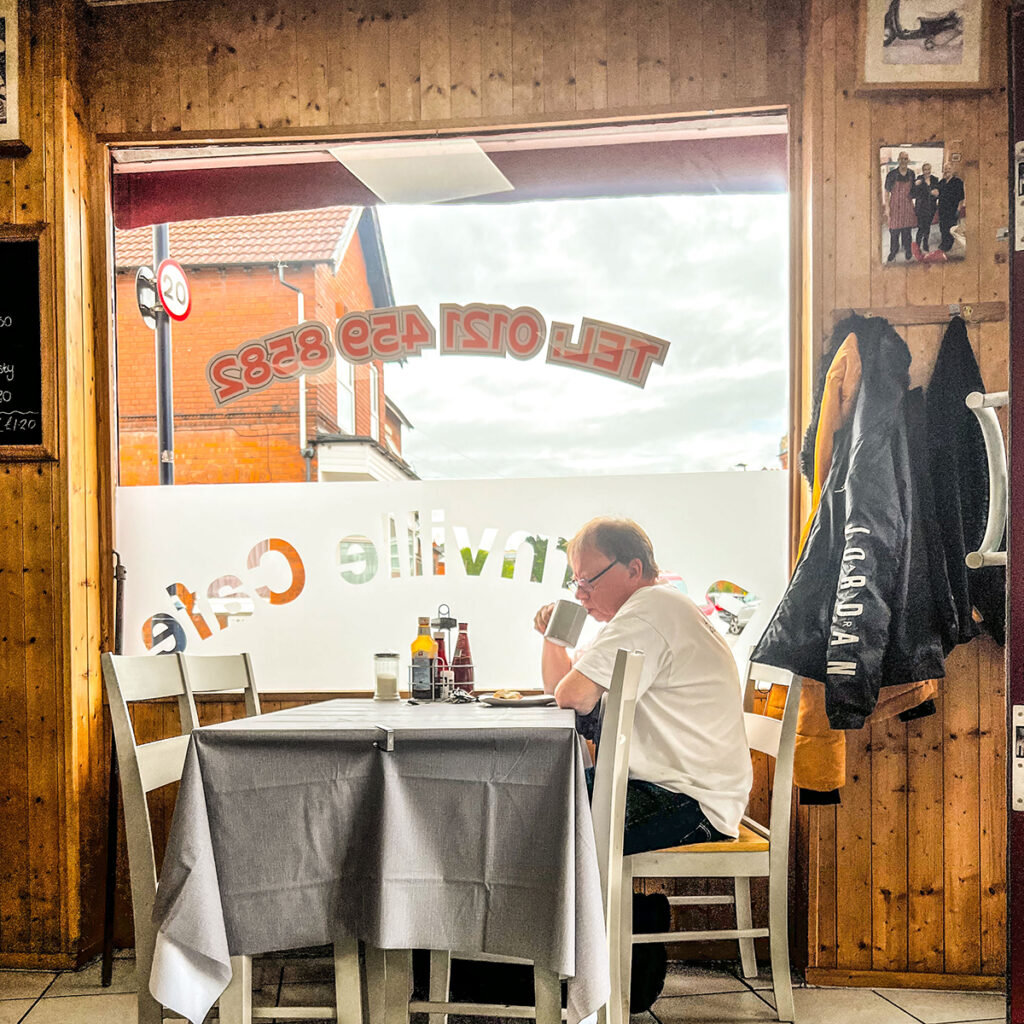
[3,0,1008,986]
[79,0,802,137]
[74,0,804,965]
[801,0,1009,990]
[0,0,104,969]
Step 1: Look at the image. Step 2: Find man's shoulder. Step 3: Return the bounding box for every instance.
[619,584,702,633]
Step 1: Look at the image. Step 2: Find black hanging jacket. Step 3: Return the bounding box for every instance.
[925,316,1006,644]
[753,315,947,729]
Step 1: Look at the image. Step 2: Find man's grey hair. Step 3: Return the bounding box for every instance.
[567,517,660,581]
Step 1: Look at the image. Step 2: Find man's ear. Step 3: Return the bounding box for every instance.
[628,558,644,580]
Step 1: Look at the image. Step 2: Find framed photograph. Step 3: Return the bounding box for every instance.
[859,0,989,92]
[879,144,966,266]
[0,0,28,157]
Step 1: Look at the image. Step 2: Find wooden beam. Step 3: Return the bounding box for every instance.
[830,301,1006,326]
[805,968,1005,992]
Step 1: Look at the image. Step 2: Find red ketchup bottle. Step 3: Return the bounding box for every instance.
[452,622,475,693]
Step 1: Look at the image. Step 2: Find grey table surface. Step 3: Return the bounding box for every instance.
[151,698,609,1024]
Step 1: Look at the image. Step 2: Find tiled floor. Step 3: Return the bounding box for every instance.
[0,956,1008,1024]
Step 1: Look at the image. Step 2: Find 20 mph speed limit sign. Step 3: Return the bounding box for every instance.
[156,259,192,321]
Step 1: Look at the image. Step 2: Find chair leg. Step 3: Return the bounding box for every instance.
[617,877,633,1024]
[429,950,451,1024]
[734,876,758,978]
[364,944,387,1024]
[768,870,795,1022]
[384,949,412,1024]
[533,965,561,1024]
[220,955,253,1024]
[334,937,363,1024]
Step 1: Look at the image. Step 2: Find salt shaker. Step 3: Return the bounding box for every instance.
[373,652,400,701]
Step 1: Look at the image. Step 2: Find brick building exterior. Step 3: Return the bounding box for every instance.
[115,206,414,484]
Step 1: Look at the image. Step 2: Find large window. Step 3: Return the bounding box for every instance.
[110,117,792,687]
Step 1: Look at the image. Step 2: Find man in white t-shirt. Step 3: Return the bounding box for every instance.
[534,517,752,854]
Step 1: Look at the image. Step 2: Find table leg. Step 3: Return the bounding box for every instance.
[364,945,387,1024]
[334,937,363,1024]
[533,966,561,1024]
[428,949,451,1024]
[220,955,252,1024]
[384,949,412,1024]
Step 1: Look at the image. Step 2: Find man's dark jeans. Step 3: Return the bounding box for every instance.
[584,766,728,856]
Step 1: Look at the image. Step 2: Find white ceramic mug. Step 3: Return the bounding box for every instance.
[544,599,588,648]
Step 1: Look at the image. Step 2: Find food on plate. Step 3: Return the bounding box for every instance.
[492,689,523,701]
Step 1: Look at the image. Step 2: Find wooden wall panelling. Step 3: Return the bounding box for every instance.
[732,0,768,104]
[636,0,670,109]
[698,0,728,107]
[813,806,839,968]
[870,714,908,972]
[178,2,212,133]
[835,728,873,969]
[420,0,453,121]
[510,0,543,117]
[906,687,945,972]
[0,465,31,953]
[603,0,639,110]
[817,0,836,330]
[270,3,303,130]
[353,6,388,126]
[73,89,106,957]
[293,0,329,129]
[386,1,420,123]
[542,0,575,116]
[146,9,181,134]
[205,1,243,132]
[978,637,1007,975]
[943,641,983,974]
[480,0,514,119]
[324,5,357,128]
[667,1,701,112]
[834,8,872,313]
[449,1,485,122]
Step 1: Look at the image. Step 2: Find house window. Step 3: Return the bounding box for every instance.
[337,358,355,434]
[369,364,380,442]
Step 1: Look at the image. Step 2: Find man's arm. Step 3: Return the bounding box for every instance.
[553,667,605,714]
[541,641,571,694]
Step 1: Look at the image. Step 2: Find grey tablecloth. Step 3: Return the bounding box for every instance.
[150,700,609,1024]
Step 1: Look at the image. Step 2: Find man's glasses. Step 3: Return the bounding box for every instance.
[567,559,619,595]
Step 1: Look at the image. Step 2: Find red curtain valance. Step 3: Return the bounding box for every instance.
[113,133,788,230]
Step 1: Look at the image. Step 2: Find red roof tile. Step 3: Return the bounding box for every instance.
[115,205,358,268]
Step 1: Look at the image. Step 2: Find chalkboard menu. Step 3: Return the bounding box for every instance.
[0,227,51,460]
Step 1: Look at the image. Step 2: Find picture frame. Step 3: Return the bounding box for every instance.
[858,0,989,92]
[0,223,57,462]
[0,0,29,157]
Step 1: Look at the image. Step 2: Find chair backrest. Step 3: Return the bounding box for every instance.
[178,652,262,717]
[101,652,199,942]
[741,662,801,874]
[588,650,645,944]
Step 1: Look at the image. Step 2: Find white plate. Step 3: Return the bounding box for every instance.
[479,694,558,708]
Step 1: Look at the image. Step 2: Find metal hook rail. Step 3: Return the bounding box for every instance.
[964,390,1008,569]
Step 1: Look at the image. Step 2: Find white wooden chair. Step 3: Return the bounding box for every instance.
[598,661,801,1024]
[178,651,262,717]
[379,649,646,1024]
[102,652,362,1024]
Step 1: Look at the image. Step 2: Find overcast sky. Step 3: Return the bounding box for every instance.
[376,194,789,479]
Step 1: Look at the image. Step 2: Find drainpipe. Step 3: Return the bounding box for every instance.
[276,265,313,480]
